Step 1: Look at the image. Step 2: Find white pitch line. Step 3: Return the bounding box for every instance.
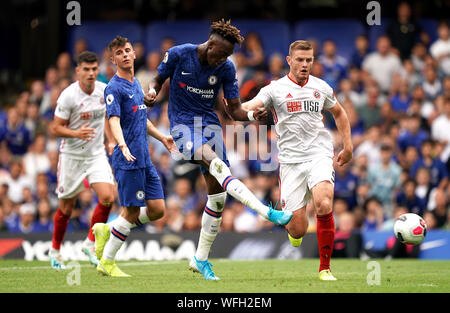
[0,260,185,271]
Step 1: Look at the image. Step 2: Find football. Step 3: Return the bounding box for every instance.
[394,213,427,245]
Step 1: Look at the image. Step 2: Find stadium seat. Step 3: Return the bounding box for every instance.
[67,21,143,56]
[293,19,366,62]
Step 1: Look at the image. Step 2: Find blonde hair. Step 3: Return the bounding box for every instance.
[289,40,313,56]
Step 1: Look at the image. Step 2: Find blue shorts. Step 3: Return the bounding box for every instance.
[171,123,230,174]
[114,166,164,207]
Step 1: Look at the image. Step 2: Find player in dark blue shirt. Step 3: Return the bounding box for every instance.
[93,36,174,277]
[146,19,293,280]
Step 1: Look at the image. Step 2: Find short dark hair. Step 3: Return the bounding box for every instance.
[77,51,98,66]
[210,19,244,46]
[108,35,131,53]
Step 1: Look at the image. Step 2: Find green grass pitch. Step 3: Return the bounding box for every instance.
[0,259,449,293]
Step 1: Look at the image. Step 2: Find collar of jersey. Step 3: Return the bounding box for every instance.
[287,73,309,87]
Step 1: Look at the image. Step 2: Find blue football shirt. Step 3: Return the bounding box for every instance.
[157,44,240,129]
[105,74,152,170]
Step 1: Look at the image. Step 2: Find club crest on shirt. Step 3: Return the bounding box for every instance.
[208,75,218,85]
[136,190,145,200]
[313,90,321,99]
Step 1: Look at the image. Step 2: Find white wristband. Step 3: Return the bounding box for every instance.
[148,87,156,96]
[247,110,255,121]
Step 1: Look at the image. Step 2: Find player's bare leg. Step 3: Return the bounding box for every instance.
[285,206,308,247]
[189,173,225,280]
[83,182,114,265]
[195,144,292,225]
[50,197,76,269]
[311,181,337,281]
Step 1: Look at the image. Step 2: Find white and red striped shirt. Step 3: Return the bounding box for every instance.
[255,74,336,164]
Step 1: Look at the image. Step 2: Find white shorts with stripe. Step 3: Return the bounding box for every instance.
[279,156,335,212]
[56,153,114,199]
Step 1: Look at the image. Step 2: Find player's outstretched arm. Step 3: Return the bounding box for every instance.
[144,75,167,107]
[327,102,353,166]
[49,116,96,141]
[222,98,267,122]
[108,116,136,162]
[146,119,176,153]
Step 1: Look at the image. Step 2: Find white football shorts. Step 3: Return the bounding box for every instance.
[279,156,335,212]
[56,153,114,199]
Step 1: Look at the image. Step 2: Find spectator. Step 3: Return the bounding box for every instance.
[334,159,358,210]
[8,202,37,234]
[133,41,146,72]
[390,78,411,114]
[354,126,382,166]
[337,79,363,109]
[333,211,362,258]
[367,144,402,217]
[428,188,449,228]
[410,42,428,73]
[169,178,199,215]
[239,64,270,102]
[165,198,184,232]
[5,158,33,204]
[136,51,164,93]
[356,83,383,129]
[399,59,421,89]
[350,35,370,69]
[29,80,46,109]
[414,167,433,207]
[362,197,385,231]
[386,1,428,60]
[430,21,450,76]
[397,114,428,153]
[318,39,348,90]
[237,31,265,69]
[362,36,403,94]
[410,140,448,189]
[1,107,32,156]
[34,198,53,232]
[422,66,443,101]
[0,203,8,231]
[395,178,426,216]
[267,53,287,80]
[44,66,60,92]
[431,96,450,164]
[22,134,50,181]
[56,52,74,80]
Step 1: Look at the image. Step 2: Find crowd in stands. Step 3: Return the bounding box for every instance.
[0,3,449,241]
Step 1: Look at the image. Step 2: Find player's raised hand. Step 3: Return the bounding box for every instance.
[77,123,96,141]
[119,144,136,162]
[336,148,353,166]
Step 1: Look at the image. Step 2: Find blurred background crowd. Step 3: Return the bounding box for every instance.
[0,1,448,251]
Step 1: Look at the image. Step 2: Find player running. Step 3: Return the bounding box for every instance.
[230,40,353,281]
[48,51,116,269]
[145,19,293,281]
[93,36,174,277]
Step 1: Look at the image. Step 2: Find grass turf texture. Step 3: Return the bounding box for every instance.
[0,259,449,293]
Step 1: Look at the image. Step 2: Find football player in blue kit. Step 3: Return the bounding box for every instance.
[146,19,293,280]
[93,35,175,277]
